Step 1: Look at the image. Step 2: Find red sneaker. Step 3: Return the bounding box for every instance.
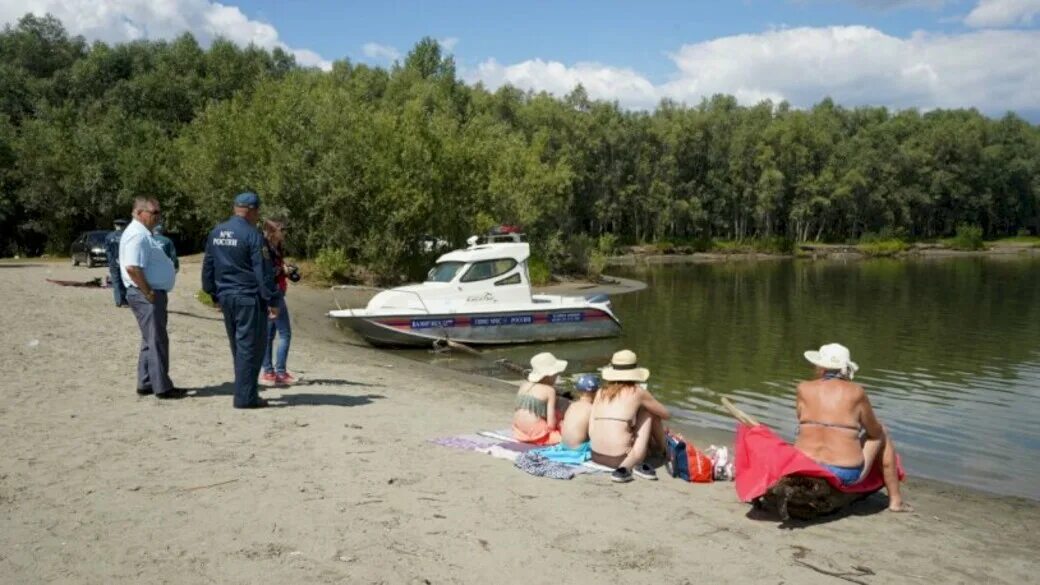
[275,372,297,385]
[259,371,278,386]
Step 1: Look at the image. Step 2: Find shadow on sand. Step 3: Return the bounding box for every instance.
[744,493,890,530]
[185,380,384,408]
[168,309,223,322]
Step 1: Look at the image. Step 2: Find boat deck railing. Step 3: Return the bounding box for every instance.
[328,285,433,317]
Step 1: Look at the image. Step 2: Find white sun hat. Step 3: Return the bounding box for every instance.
[804,343,860,378]
[601,349,651,383]
[527,352,568,383]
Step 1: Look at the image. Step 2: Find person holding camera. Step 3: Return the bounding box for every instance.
[260,218,298,386]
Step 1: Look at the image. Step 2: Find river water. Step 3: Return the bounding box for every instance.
[411,256,1040,500]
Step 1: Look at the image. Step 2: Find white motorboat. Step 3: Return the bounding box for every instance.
[328,234,622,347]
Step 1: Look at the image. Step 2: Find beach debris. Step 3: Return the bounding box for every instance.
[27,339,39,348]
[704,445,735,481]
[181,478,238,492]
[789,545,875,585]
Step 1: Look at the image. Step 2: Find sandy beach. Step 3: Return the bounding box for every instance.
[2,260,1038,585]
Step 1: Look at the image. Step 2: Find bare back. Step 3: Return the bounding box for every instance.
[795,378,881,467]
[560,400,593,449]
[589,384,670,457]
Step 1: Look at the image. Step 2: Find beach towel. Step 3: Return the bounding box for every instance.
[734,424,904,502]
[514,452,576,480]
[429,430,609,475]
[531,441,591,465]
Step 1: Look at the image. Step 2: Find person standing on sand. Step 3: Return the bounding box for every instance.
[105,219,128,307]
[259,219,295,387]
[795,343,911,512]
[202,192,281,409]
[120,197,182,399]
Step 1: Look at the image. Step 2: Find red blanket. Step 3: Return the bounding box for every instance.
[734,424,904,502]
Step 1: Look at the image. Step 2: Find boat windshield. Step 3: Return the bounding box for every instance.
[426,261,465,283]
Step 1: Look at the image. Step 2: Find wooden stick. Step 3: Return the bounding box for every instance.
[181,479,238,492]
[721,396,760,427]
[441,339,529,375]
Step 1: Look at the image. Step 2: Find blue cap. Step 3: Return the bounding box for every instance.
[575,374,600,392]
[233,192,261,209]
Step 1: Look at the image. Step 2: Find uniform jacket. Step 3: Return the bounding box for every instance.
[201,215,281,304]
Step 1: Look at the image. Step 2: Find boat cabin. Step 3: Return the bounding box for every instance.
[364,235,535,315]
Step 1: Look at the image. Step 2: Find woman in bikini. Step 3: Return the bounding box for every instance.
[589,350,671,483]
[795,343,910,512]
[512,352,569,445]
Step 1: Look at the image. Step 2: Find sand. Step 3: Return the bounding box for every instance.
[2,259,1038,585]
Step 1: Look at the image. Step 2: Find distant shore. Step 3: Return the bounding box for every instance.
[608,240,1040,266]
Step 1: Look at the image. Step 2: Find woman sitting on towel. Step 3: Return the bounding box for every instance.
[589,350,670,483]
[512,352,569,445]
[795,343,910,512]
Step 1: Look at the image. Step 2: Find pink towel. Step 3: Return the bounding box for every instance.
[734,424,904,502]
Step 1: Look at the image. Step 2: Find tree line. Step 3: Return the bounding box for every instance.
[2,14,1038,279]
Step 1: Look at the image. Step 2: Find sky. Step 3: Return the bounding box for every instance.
[2,0,1039,118]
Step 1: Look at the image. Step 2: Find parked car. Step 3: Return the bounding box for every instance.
[70,230,111,267]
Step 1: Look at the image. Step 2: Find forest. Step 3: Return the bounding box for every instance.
[2,15,1038,279]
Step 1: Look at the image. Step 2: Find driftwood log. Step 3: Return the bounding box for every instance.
[720,397,873,521]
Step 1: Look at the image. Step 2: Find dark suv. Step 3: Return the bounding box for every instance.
[70,230,111,267]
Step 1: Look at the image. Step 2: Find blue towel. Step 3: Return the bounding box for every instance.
[531,441,592,465]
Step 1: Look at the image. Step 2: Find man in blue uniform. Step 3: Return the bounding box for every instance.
[105,219,129,306]
[202,192,281,409]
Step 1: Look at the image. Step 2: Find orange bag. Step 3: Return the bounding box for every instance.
[665,430,714,483]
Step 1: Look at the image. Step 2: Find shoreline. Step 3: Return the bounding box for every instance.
[607,241,1040,266]
[2,262,1039,583]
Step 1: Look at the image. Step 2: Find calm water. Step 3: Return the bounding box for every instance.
[399,257,1040,499]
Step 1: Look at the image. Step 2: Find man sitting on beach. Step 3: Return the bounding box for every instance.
[560,374,599,449]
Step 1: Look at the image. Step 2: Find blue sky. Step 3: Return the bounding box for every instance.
[244,0,977,80]
[2,1,1039,117]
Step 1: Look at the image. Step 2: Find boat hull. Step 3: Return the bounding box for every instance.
[333,307,621,348]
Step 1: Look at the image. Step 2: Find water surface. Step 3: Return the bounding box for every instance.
[403,257,1040,499]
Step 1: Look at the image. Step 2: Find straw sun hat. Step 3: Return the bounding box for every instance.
[804,343,859,377]
[527,352,568,383]
[601,349,650,383]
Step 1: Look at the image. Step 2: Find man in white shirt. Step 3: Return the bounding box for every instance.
[120,196,181,399]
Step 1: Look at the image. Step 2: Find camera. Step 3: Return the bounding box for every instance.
[286,263,301,283]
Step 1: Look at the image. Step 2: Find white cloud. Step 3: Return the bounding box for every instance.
[964,0,1040,27]
[468,58,660,109]
[438,36,459,52]
[0,0,332,70]
[851,0,952,8]
[361,42,400,62]
[467,25,1040,115]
